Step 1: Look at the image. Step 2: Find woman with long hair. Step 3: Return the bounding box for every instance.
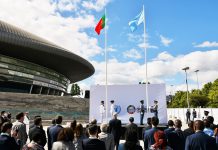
[52,128,75,150]
[73,123,87,150]
[118,128,142,150]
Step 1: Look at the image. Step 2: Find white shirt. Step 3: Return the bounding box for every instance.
[110,103,115,114]
[23,116,29,125]
[100,104,105,114]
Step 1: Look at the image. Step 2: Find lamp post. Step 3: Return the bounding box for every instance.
[182,67,190,108]
[195,70,200,93]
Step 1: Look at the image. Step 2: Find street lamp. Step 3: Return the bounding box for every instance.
[195,70,200,92]
[182,67,190,108]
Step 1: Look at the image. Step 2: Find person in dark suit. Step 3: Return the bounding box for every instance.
[164,120,175,139]
[49,115,63,147]
[186,109,191,124]
[183,121,195,137]
[168,119,186,150]
[82,124,106,150]
[29,115,42,129]
[143,116,159,150]
[0,122,20,150]
[185,120,217,150]
[127,117,138,131]
[109,112,122,150]
[29,117,47,147]
[47,119,56,150]
[142,117,152,139]
[139,100,145,125]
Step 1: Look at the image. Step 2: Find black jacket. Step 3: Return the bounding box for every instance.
[29,126,47,147]
[82,138,106,150]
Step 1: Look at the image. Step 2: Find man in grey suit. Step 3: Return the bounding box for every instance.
[185,120,217,150]
[98,123,114,150]
[12,112,28,148]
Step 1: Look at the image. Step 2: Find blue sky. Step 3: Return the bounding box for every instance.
[0,0,218,94]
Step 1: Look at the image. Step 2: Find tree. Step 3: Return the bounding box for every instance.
[201,82,212,97]
[189,95,209,108]
[208,79,218,107]
[168,91,187,108]
[70,84,80,96]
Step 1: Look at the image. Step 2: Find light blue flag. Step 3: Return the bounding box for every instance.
[129,8,144,32]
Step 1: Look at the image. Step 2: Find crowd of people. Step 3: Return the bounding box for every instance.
[1,110,218,150]
[143,116,218,150]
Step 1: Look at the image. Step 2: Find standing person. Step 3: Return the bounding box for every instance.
[23,112,30,135]
[153,100,158,118]
[29,117,47,148]
[168,119,186,150]
[47,119,56,150]
[183,121,195,137]
[202,110,209,120]
[52,128,75,150]
[12,112,28,148]
[127,117,138,132]
[185,120,217,150]
[100,101,105,123]
[23,132,45,150]
[118,127,142,150]
[98,123,114,150]
[186,109,191,124]
[82,124,106,150]
[139,100,145,125]
[49,115,63,147]
[142,118,152,139]
[74,123,87,150]
[164,120,175,139]
[110,100,115,118]
[192,109,197,121]
[143,117,159,150]
[203,119,214,137]
[150,130,171,150]
[0,122,20,150]
[109,113,122,150]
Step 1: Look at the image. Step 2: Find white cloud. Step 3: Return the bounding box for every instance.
[54,0,81,12]
[194,41,218,48]
[160,35,173,47]
[155,51,174,61]
[138,43,158,49]
[123,49,142,59]
[127,33,158,49]
[127,33,144,43]
[82,0,112,12]
[108,46,116,52]
[80,50,218,96]
[0,0,102,59]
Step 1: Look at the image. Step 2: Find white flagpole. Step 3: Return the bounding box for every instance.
[143,5,149,115]
[105,8,108,123]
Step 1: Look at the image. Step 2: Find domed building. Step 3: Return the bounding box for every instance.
[0,20,94,95]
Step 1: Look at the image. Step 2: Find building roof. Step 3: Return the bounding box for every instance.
[0,20,95,83]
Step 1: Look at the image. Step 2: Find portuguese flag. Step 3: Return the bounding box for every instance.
[95,14,105,35]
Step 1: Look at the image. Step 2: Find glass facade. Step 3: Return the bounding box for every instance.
[0,54,70,94]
